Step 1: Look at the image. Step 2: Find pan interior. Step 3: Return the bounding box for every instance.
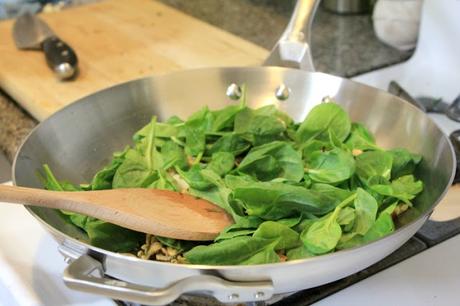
[13,67,454,248]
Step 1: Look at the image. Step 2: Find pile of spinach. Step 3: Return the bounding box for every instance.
[42,95,423,265]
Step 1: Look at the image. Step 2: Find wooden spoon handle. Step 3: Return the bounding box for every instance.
[0,185,64,207]
[0,185,86,212]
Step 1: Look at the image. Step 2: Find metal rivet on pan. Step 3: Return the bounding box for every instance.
[275,84,290,101]
[61,50,69,57]
[227,293,239,300]
[254,292,265,299]
[322,96,333,103]
[226,83,242,100]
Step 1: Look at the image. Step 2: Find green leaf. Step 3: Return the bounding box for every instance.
[310,183,353,202]
[286,245,315,260]
[224,174,257,189]
[161,140,188,170]
[253,221,301,250]
[239,247,280,265]
[336,232,362,250]
[233,181,340,219]
[301,194,356,254]
[371,175,423,204]
[156,236,197,253]
[363,212,395,242]
[112,149,157,188]
[301,210,342,255]
[84,219,144,252]
[211,104,244,132]
[355,151,393,182]
[306,148,355,184]
[300,139,332,161]
[328,129,347,150]
[215,229,256,242]
[234,105,290,135]
[175,165,212,190]
[293,217,318,233]
[145,117,158,170]
[214,216,263,242]
[207,152,235,176]
[389,148,422,179]
[297,103,351,143]
[90,147,128,190]
[133,121,181,143]
[200,169,238,219]
[184,107,213,156]
[353,188,378,235]
[40,164,61,191]
[207,134,251,156]
[185,236,279,265]
[238,141,304,182]
[345,123,379,151]
[337,207,355,227]
[276,215,303,228]
[147,170,177,191]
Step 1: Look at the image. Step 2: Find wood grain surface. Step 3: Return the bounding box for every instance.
[0,0,268,121]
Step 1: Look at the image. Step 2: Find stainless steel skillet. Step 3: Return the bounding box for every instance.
[12,0,455,305]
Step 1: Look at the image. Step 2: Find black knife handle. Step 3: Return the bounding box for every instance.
[42,36,78,80]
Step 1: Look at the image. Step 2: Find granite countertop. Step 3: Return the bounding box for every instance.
[0,0,412,161]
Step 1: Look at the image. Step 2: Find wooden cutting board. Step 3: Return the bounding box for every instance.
[0,0,268,121]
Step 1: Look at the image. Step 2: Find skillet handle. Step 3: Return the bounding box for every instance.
[264,0,319,71]
[63,255,274,305]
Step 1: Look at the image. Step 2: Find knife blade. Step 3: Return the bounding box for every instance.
[12,13,78,80]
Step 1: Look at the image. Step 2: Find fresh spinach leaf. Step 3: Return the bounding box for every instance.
[175,165,212,190]
[233,181,340,219]
[253,221,301,250]
[297,102,351,143]
[112,149,157,188]
[301,194,356,254]
[161,140,188,170]
[184,107,213,156]
[286,245,315,260]
[362,212,395,243]
[389,148,422,179]
[207,134,251,156]
[207,152,235,176]
[355,151,393,182]
[345,123,379,151]
[90,147,128,190]
[185,236,279,265]
[211,104,244,132]
[337,207,355,227]
[156,236,197,253]
[353,188,378,235]
[301,210,342,255]
[371,175,423,204]
[237,141,304,182]
[84,219,144,252]
[306,148,355,184]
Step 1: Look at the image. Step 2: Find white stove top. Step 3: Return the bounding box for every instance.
[0,184,114,306]
[314,234,460,306]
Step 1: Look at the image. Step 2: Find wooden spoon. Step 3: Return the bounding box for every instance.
[0,185,233,241]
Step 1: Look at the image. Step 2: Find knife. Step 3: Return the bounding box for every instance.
[12,13,78,80]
